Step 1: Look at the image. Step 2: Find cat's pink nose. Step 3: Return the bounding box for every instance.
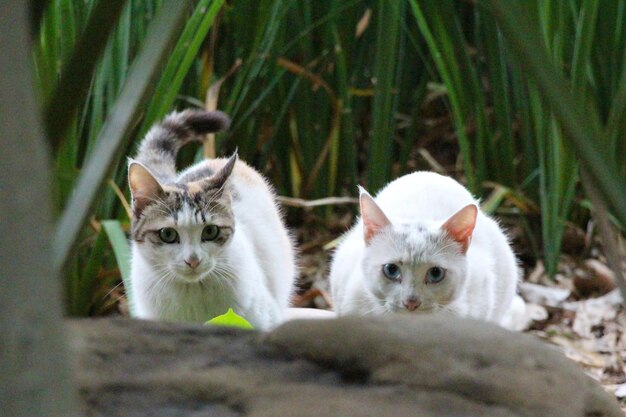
[403,298,421,311]
[184,257,201,269]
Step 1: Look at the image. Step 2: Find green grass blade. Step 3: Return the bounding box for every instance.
[571,0,598,96]
[34,2,60,102]
[44,0,128,152]
[605,66,626,166]
[52,0,195,277]
[478,12,516,187]
[142,0,225,129]
[484,0,626,227]
[226,0,290,118]
[367,0,404,191]
[100,220,133,315]
[30,0,51,33]
[408,0,479,192]
[328,18,356,195]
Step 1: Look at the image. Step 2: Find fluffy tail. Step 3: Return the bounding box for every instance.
[134,109,230,183]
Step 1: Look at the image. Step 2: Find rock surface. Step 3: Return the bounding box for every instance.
[68,316,622,417]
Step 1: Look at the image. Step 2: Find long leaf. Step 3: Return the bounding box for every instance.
[605,66,626,166]
[367,0,404,191]
[408,0,479,192]
[142,0,225,129]
[484,0,626,227]
[52,0,195,277]
[44,0,128,151]
[100,220,133,315]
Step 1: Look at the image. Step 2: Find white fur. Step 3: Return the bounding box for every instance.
[330,171,519,326]
[130,163,295,331]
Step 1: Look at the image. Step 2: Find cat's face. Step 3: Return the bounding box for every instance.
[361,223,468,314]
[358,189,477,314]
[128,155,236,284]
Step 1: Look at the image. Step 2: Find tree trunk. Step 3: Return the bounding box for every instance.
[0,2,77,416]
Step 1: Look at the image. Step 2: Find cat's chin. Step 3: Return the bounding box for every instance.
[174,270,210,284]
[386,306,436,315]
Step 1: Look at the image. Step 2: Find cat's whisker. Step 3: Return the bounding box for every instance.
[212,270,237,293]
[149,260,171,269]
[349,297,387,316]
[101,281,124,301]
[214,272,235,295]
[140,195,175,217]
[153,271,173,289]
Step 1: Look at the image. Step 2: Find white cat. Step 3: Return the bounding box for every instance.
[330,171,519,326]
[128,109,295,330]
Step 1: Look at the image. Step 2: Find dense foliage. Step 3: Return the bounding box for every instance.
[33,0,626,315]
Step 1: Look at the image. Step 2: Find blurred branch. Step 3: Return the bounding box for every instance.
[276,195,358,209]
[1,2,76,415]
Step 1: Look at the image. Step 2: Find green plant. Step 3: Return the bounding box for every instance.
[408,0,626,275]
[34,0,225,315]
[33,0,626,315]
[207,308,254,330]
[484,0,626,295]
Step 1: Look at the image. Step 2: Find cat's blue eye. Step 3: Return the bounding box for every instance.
[382,263,401,281]
[201,225,220,242]
[425,266,446,284]
[158,227,179,244]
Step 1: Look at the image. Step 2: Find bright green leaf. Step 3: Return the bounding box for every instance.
[207,308,254,330]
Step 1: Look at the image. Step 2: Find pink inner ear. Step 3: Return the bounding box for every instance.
[360,190,391,245]
[441,204,478,253]
[128,162,163,216]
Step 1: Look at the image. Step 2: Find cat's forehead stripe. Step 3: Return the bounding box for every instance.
[178,181,199,195]
[160,183,220,208]
[163,182,200,198]
[178,166,215,183]
[162,184,179,193]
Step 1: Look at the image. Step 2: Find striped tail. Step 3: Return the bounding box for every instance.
[134,109,231,184]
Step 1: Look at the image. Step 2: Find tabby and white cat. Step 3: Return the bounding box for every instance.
[330,171,519,326]
[128,109,295,330]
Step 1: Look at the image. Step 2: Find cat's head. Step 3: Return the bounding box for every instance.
[128,154,237,283]
[358,187,477,315]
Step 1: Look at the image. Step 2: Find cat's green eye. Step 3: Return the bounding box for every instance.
[425,266,446,284]
[158,227,179,244]
[382,263,401,281]
[201,225,220,242]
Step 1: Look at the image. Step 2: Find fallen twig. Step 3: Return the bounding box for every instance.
[277,196,358,208]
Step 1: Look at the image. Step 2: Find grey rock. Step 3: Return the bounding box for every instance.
[68,316,622,417]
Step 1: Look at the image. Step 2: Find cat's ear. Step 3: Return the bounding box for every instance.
[442,204,478,254]
[128,161,165,217]
[359,186,391,245]
[213,152,237,189]
[199,152,237,194]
